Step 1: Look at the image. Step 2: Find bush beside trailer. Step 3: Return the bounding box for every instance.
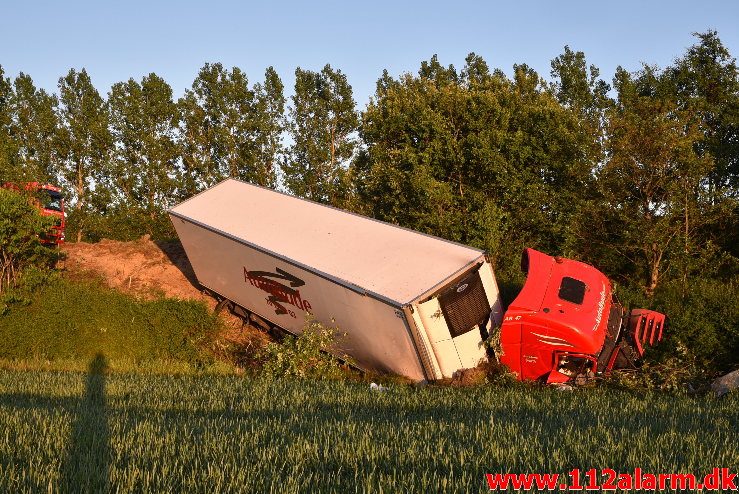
[169,179,503,381]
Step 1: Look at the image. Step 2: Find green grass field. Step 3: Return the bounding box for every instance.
[0,360,736,493]
[0,276,223,372]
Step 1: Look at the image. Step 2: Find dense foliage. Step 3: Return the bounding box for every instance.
[354,55,594,275]
[284,64,358,204]
[0,31,737,374]
[0,276,220,368]
[260,317,351,380]
[0,369,735,492]
[0,188,57,312]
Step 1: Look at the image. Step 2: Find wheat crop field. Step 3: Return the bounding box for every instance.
[0,359,736,493]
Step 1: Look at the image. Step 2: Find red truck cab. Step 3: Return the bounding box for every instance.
[2,182,66,245]
[499,248,665,383]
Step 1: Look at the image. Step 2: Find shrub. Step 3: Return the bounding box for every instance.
[616,278,739,375]
[66,207,176,243]
[0,188,58,312]
[260,317,350,380]
[652,279,739,374]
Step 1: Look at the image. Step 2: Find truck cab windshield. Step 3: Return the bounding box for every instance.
[44,190,63,212]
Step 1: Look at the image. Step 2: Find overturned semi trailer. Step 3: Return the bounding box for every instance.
[169,179,503,381]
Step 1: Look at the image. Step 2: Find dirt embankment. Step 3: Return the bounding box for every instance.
[61,236,269,351]
[62,236,206,301]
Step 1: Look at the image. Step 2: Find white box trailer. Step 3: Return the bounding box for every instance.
[169,179,503,381]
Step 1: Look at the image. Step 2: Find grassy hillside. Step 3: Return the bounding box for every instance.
[0,276,223,371]
[0,364,736,493]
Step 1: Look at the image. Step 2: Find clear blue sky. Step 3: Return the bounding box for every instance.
[1,1,738,107]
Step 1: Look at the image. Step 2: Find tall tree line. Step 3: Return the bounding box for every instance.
[0,31,736,288]
[0,64,290,241]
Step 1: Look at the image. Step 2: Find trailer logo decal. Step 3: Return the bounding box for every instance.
[243,267,312,318]
[246,267,305,287]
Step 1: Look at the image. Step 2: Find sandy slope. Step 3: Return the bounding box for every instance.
[62,236,207,301]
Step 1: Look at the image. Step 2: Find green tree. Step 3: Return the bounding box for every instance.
[354,55,592,276]
[584,67,712,294]
[665,31,739,264]
[179,64,284,194]
[57,68,113,242]
[9,73,60,183]
[550,45,612,168]
[0,65,19,181]
[252,66,286,187]
[0,188,56,302]
[355,55,491,248]
[284,64,358,204]
[578,34,739,293]
[108,73,180,218]
[667,31,739,199]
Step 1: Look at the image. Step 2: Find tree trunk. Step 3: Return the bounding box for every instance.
[646,243,663,297]
[647,263,659,297]
[684,188,689,253]
[76,161,84,243]
[330,123,335,169]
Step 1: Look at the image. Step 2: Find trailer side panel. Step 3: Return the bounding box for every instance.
[172,215,426,380]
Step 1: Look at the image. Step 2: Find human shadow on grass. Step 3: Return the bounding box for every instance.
[59,353,110,494]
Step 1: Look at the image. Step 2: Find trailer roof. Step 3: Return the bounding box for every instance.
[169,179,484,305]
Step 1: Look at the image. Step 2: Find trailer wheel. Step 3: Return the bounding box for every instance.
[248,313,273,333]
[214,298,231,315]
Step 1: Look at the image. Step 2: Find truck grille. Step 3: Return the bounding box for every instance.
[439,269,490,338]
